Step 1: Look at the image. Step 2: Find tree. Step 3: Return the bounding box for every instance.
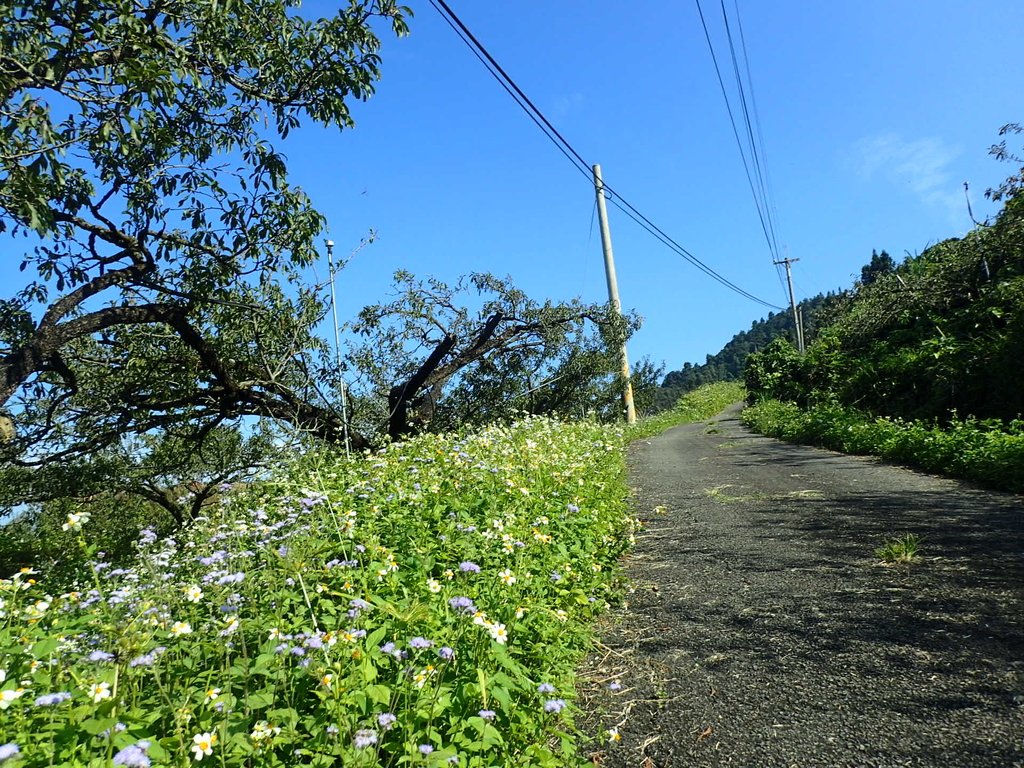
[0,0,410,468]
[860,249,895,286]
[986,122,1024,202]
[347,271,641,437]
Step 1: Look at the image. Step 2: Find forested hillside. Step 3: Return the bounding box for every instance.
[652,292,836,411]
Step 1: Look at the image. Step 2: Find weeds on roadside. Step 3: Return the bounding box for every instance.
[876,534,923,564]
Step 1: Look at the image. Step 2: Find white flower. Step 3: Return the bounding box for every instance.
[88,681,111,703]
[205,687,221,702]
[62,511,91,531]
[183,586,203,603]
[498,569,516,586]
[0,687,25,709]
[607,727,621,743]
[488,623,508,645]
[171,621,192,636]
[191,732,217,761]
[426,578,442,593]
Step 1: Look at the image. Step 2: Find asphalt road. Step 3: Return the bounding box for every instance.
[581,404,1024,768]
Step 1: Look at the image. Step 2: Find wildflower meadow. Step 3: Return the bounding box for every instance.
[0,417,637,767]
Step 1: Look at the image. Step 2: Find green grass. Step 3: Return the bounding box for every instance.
[0,417,636,767]
[627,382,745,441]
[876,534,923,564]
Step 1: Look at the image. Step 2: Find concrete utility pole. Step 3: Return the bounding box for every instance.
[325,240,352,456]
[774,256,805,353]
[592,164,637,424]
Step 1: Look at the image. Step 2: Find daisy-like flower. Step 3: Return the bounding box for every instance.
[555,609,568,622]
[515,606,527,619]
[471,610,488,626]
[488,623,508,645]
[62,511,91,531]
[170,621,192,636]
[320,673,334,688]
[498,569,516,586]
[250,721,280,744]
[412,665,435,688]
[191,732,217,761]
[219,616,239,637]
[87,681,111,703]
[183,586,203,603]
[0,688,25,709]
[205,687,221,702]
[426,578,442,593]
[607,727,621,743]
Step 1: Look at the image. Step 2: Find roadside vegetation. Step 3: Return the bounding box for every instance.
[626,382,745,441]
[743,126,1024,493]
[0,418,635,767]
[0,381,740,767]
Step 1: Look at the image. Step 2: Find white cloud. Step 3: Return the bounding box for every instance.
[854,134,963,220]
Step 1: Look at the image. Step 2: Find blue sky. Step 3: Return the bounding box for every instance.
[6,1,1022,379]
[275,0,1023,375]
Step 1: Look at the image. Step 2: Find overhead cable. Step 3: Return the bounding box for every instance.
[429,0,784,312]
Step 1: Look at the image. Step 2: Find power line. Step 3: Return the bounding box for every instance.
[428,0,784,312]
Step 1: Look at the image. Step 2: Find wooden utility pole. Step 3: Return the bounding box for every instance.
[774,256,804,353]
[593,164,637,424]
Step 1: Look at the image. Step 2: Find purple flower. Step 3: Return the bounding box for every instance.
[290,646,306,657]
[0,744,21,763]
[409,637,432,649]
[353,729,378,749]
[537,683,556,694]
[549,572,562,582]
[478,709,496,720]
[458,561,480,573]
[88,650,115,663]
[305,636,323,650]
[544,698,566,713]
[418,745,434,755]
[567,503,580,513]
[377,712,397,730]
[113,743,151,767]
[448,596,476,613]
[438,646,454,660]
[216,572,245,586]
[34,692,72,707]
[609,681,622,691]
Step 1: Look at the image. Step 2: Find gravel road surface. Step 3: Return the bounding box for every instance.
[581,404,1024,767]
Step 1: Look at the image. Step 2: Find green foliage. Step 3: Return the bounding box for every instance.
[626,381,745,441]
[742,400,1024,493]
[1,0,410,466]
[743,338,809,405]
[875,534,922,565]
[0,417,636,767]
[348,271,645,436]
[657,292,837,406]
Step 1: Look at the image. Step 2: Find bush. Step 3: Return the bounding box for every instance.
[742,401,1024,493]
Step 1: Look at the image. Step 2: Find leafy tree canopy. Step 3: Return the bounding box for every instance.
[0,0,410,467]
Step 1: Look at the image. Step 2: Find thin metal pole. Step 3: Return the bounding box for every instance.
[326,240,352,456]
[593,164,637,424]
